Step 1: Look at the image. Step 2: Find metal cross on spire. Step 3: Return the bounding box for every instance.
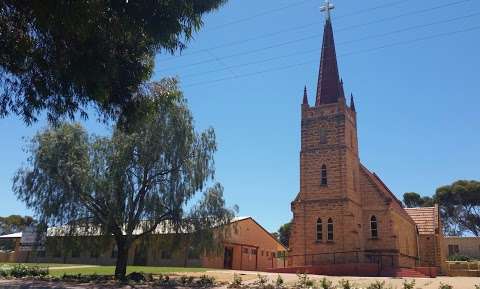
[320,0,335,21]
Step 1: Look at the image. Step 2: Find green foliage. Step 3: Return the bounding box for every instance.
[319,277,334,289]
[277,221,292,247]
[197,274,215,287]
[2,264,49,278]
[438,282,453,289]
[0,0,228,124]
[447,254,471,261]
[275,274,284,288]
[367,280,387,289]
[402,279,415,289]
[296,273,313,289]
[180,275,195,286]
[403,192,434,208]
[255,274,269,288]
[435,180,480,236]
[229,273,243,288]
[339,279,356,289]
[13,80,236,280]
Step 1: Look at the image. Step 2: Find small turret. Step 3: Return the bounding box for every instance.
[303,86,309,106]
[350,93,356,112]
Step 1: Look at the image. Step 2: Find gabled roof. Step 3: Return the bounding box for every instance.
[230,216,288,251]
[359,164,415,223]
[405,206,439,235]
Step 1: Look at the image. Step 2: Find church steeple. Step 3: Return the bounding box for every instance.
[315,1,342,106]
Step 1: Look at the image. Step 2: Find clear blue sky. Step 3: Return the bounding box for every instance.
[1,0,479,233]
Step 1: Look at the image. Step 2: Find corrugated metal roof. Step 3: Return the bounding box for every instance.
[0,232,22,239]
[405,207,437,235]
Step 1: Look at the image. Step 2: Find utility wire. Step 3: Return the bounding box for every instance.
[158,0,473,71]
[182,24,480,88]
[206,0,315,31]
[158,0,470,62]
[179,11,480,79]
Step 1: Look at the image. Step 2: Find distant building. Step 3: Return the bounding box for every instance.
[0,216,286,271]
[444,236,480,259]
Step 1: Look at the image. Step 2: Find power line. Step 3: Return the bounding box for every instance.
[157,0,473,71]
[205,0,315,31]
[182,24,480,88]
[179,11,480,79]
[157,0,472,62]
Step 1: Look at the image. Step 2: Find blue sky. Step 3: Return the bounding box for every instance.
[1,0,479,233]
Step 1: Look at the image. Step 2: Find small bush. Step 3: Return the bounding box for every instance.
[339,279,356,289]
[255,274,269,288]
[296,273,313,289]
[319,277,334,289]
[197,274,215,287]
[229,273,243,288]
[367,280,386,289]
[275,274,284,288]
[447,255,470,262]
[9,264,48,278]
[126,272,146,283]
[180,275,195,286]
[439,283,453,289]
[402,279,415,289]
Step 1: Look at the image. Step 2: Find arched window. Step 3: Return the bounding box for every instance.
[327,218,334,241]
[321,165,328,186]
[316,218,323,241]
[371,216,378,239]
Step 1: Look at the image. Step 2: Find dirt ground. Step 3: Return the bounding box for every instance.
[0,270,479,289]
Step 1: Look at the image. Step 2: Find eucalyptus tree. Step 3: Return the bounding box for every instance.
[1,0,227,123]
[14,79,236,279]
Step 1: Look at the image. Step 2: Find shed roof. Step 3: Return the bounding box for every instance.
[0,232,22,239]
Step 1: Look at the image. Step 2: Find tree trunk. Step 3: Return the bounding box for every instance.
[114,237,130,280]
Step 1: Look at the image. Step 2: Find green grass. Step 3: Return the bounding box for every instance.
[48,266,210,277]
[0,262,211,277]
[0,262,84,268]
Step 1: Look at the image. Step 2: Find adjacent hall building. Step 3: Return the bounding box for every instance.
[0,217,286,272]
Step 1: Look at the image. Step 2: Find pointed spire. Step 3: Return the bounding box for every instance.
[350,93,356,112]
[303,86,309,106]
[339,78,345,99]
[315,13,342,106]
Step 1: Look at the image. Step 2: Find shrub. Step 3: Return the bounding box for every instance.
[367,280,386,289]
[229,273,243,288]
[339,279,356,289]
[296,273,313,289]
[255,274,269,288]
[438,283,453,289]
[275,274,284,288]
[402,279,415,289]
[126,272,146,283]
[319,277,334,289]
[447,255,471,262]
[10,264,48,278]
[197,275,215,287]
[180,275,195,286]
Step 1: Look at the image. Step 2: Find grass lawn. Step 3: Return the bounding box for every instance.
[1,262,212,277]
[48,266,210,277]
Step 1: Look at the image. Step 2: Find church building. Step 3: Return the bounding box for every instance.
[288,1,444,276]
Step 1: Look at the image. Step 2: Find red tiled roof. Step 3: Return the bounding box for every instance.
[405,207,437,235]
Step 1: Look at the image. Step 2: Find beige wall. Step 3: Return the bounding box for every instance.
[444,237,480,259]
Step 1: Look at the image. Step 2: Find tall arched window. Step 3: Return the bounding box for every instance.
[370,216,378,239]
[316,218,323,241]
[327,218,334,241]
[321,165,328,186]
